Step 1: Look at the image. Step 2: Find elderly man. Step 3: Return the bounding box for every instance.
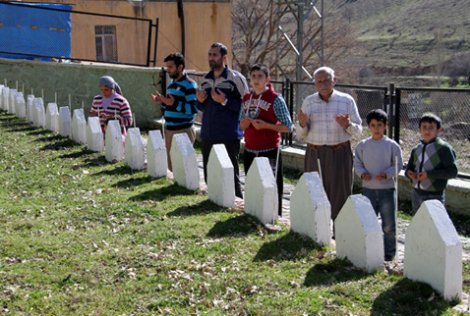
[298,66,362,223]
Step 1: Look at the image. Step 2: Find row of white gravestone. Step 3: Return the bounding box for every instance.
[1,84,462,302]
[291,173,462,301]
[0,84,176,181]
[205,145,462,302]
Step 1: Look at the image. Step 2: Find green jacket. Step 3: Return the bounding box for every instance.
[405,137,458,193]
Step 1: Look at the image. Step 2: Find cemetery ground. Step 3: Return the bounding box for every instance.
[0,112,469,315]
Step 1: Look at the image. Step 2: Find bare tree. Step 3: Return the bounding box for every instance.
[232,0,364,81]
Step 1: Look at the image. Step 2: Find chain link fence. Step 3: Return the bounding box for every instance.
[397,88,470,174]
[181,71,470,174]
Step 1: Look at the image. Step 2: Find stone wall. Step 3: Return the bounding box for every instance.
[0,58,162,128]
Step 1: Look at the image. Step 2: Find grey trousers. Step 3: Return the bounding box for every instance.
[304,142,353,221]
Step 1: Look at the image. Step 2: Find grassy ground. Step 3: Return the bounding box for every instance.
[0,112,468,315]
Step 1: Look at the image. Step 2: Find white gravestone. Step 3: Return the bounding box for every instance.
[146,130,167,178]
[170,133,199,190]
[86,116,104,152]
[33,97,46,128]
[72,108,87,144]
[290,172,332,245]
[2,87,9,112]
[207,144,235,208]
[15,93,26,119]
[26,95,35,123]
[58,106,72,137]
[105,120,124,162]
[244,157,278,225]
[335,194,384,273]
[404,200,462,301]
[124,127,145,170]
[0,85,4,110]
[45,103,59,133]
[8,88,17,114]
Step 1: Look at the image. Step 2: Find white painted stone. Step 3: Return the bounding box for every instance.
[105,120,124,162]
[290,172,332,245]
[26,95,35,123]
[335,194,384,273]
[146,130,167,178]
[33,97,46,128]
[0,85,4,110]
[15,93,26,119]
[244,157,278,225]
[8,88,17,114]
[404,200,462,301]
[58,106,71,137]
[124,127,145,170]
[71,108,87,144]
[207,144,235,208]
[170,133,199,190]
[2,87,9,112]
[86,116,104,152]
[45,103,59,133]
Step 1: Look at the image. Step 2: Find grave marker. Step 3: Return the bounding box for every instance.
[45,103,59,133]
[244,157,278,225]
[71,108,87,144]
[147,130,167,178]
[124,127,145,170]
[86,116,104,152]
[207,144,235,208]
[335,194,384,273]
[170,133,199,190]
[404,200,462,301]
[290,172,332,245]
[58,106,72,137]
[105,120,124,162]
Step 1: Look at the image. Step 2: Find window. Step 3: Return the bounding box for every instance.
[95,25,117,62]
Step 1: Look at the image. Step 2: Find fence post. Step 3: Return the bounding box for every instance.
[286,78,293,146]
[388,83,395,139]
[394,88,401,143]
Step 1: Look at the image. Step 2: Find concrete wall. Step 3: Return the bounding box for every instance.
[29,0,232,70]
[0,58,162,128]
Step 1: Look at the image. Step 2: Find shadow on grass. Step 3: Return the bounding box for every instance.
[27,129,51,136]
[79,156,108,168]
[35,134,64,143]
[167,199,222,217]
[40,138,80,151]
[371,279,455,315]
[129,183,193,202]
[6,125,38,133]
[253,231,321,262]
[303,258,369,287]
[207,213,259,238]
[92,164,137,177]
[59,148,95,159]
[114,175,155,188]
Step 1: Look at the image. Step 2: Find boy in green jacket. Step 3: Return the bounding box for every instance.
[405,113,458,214]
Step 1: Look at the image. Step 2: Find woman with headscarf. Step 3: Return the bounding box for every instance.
[89,75,133,138]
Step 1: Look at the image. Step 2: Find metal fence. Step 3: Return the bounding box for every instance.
[0,1,159,67]
[183,70,470,173]
[396,87,470,174]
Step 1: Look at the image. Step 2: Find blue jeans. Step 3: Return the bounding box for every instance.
[411,189,445,215]
[362,188,396,259]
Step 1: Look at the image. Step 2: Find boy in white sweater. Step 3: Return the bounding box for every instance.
[354,109,403,262]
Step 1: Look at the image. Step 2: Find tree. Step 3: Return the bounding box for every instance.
[231,0,364,81]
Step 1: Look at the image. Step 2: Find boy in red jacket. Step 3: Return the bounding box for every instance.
[240,64,293,216]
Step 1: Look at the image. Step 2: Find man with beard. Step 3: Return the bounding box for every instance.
[152,52,199,171]
[196,42,249,199]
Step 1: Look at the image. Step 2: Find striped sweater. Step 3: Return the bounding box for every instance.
[163,74,198,130]
[90,92,133,135]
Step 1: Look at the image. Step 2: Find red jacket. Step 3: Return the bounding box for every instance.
[242,84,281,151]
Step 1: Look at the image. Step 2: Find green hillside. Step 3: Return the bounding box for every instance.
[337,0,470,82]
